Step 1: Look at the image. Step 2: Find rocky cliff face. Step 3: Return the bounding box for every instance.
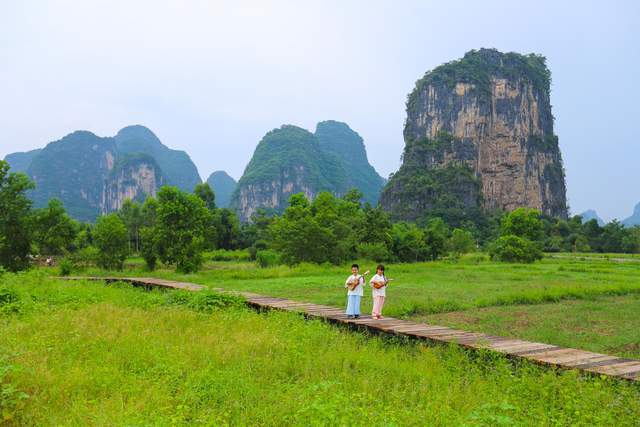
[206,170,237,208]
[230,122,384,221]
[381,48,568,220]
[230,125,336,221]
[114,125,201,191]
[11,127,174,221]
[102,154,166,212]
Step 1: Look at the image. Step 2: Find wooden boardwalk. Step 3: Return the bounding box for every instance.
[64,276,640,383]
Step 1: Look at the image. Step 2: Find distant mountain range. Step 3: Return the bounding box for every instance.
[579,210,605,226]
[3,125,201,221]
[622,203,640,227]
[206,171,237,208]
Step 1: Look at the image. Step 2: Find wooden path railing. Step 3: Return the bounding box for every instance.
[63,276,640,383]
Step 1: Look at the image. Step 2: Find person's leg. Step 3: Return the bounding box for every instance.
[378,296,385,317]
[354,295,361,317]
[372,296,381,317]
[346,295,354,316]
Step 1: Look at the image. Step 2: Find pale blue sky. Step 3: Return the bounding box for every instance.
[0,0,638,220]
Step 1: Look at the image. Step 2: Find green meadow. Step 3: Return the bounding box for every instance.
[1,272,640,425]
[82,253,640,359]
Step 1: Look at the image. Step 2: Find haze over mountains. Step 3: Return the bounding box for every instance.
[4,126,200,221]
[4,49,638,226]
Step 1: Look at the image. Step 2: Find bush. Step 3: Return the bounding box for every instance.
[0,286,23,314]
[66,246,99,268]
[140,226,158,271]
[209,249,251,262]
[256,250,281,268]
[448,228,475,256]
[488,234,543,263]
[58,257,74,276]
[93,214,129,270]
[356,243,392,262]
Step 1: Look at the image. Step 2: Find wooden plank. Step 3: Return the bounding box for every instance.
[586,361,640,376]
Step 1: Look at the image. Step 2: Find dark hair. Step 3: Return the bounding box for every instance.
[376,264,385,272]
[351,263,359,269]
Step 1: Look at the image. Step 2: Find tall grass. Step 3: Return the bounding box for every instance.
[1,272,639,425]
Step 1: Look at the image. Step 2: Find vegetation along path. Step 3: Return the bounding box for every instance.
[66,276,640,384]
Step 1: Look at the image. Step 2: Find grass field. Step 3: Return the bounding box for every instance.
[80,253,640,359]
[1,273,640,425]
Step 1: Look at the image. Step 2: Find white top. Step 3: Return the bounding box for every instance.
[345,274,365,296]
[370,273,387,297]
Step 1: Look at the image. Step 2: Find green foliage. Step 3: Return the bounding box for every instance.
[208,249,251,262]
[255,250,281,268]
[58,257,74,276]
[234,125,342,193]
[155,186,211,273]
[194,182,216,211]
[31,198,78,255]
[407,48,551,116]
[66,246,99,269]
[314,120,385,205]
[139,227,158,271]
[0,161,35,271]
[93,214,129,270]
[118,199,143,253]
[356,243,392,262]
[489,234,543,263]
[448,228,476,256]
[0,356,29,422]
[214,208,240,250]
[501,208,544,242]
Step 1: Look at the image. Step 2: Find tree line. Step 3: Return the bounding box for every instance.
[1,159,639,273]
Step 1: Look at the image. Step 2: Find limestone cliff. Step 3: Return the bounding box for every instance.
[102,154,166,212]
[380,48,568,220]
[230,125,340,221]
[17,127,172,221]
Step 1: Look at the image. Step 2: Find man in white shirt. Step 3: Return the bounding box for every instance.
[345,263,367,319]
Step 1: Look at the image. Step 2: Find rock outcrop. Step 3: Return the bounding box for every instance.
[103,153,166,212]
[230,125,336,221]
[380,48,568,221]
[230,122,384,221]
[6,125,190,221]
[114,125,201,192]
[206,171,237,208]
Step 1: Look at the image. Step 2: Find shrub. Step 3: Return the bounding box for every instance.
[209,249,251,262]
[356,243,392,262]
[93,214,129,270]
[0,286,23,314]
[58,257,74,276]
[448,228,475,256]
[256,250,281,268]
[488,234,543,263]
[67,246,99,268]
[140,226,158,271]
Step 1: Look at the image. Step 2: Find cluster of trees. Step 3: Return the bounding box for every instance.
[3,156,640,273]
[0,160,241,273]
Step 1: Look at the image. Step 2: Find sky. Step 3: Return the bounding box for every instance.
[0,0,638,221]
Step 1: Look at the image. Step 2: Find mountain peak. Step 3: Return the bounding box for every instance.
[115,125,161,144]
